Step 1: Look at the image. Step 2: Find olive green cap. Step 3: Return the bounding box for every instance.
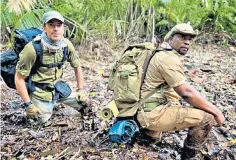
[43,11,64,24]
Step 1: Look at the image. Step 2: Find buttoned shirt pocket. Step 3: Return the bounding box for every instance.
[42,54,55,64]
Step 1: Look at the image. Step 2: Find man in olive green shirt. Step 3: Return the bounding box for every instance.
[135,23,225,159]
[15,11,87,123]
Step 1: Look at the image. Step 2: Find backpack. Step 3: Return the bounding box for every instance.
[108,42,162,118]
[14,28,43,54]
[0,27,68,91]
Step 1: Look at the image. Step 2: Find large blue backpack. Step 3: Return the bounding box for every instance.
[0,28,68,90]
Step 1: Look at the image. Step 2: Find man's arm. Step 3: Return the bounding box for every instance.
[15,72,42,118]
[15,72,31,102]
[74,66,83,89]
[74,66,88,104]
[174,83,225,126]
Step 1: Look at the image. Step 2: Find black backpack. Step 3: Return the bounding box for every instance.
[0,28,68,90]
[14,28,43,54]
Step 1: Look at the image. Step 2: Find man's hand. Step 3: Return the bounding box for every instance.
[25,104,42,119]
[76,89,87,104]
[214,112,225,126]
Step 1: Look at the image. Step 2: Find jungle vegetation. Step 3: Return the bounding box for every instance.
[1,0,236,43]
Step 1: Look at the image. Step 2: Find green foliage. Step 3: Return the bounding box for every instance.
[52,0,161,41]
[212,0,236,33]
[157,0,236,37]
[1,0,235,42]
[1,0,49,29]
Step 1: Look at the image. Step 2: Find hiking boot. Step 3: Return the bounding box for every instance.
[181,112,214,160]
[181,146,203,160]
[145,130,162,144]
[135,129,162,146]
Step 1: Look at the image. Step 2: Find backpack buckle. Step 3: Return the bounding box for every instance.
[46,85,55,91]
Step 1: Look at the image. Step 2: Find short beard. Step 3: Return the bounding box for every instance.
[178,47,188,55]
[178,50,186,55]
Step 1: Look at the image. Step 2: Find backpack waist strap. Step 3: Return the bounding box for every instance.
[34,82,55,91]
[27,78,55,93]
[40,62,65,69]
[142,101,161,112]
[27,81,58,101]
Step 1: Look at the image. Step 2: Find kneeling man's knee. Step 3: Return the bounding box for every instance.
[202,112,214,127]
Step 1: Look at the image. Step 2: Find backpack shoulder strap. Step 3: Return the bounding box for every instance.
[32,40,43,71]
[140,48,170,87]
[138,47,173,127]
[62,46,68,62]
[140,50,157,88]
[30,40,69,76]
[27,41,69,93]
[32,40,69,69]
[26,40,42,93]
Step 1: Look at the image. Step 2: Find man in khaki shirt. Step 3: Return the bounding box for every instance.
[136,23,225,159]
[15,11,87,123]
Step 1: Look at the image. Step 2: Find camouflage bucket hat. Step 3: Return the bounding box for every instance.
[164,23,197,41]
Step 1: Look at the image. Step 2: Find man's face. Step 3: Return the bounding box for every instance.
[170,34,194,55]
[43,19,64,42]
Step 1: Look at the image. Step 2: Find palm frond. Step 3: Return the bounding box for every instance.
[20,0,37,11]
[7,0,22,15]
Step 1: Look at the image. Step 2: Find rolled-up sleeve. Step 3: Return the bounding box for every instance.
[159,56,186,88]
[16,42,36,77]
[65,39,81,68]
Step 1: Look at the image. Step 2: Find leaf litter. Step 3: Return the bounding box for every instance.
[0,42,235,160]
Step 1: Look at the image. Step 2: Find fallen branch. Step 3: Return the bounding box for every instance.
[53,147,70,160]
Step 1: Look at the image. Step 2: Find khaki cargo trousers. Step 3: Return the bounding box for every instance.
[137,104,214,150]
[30,92,83,123]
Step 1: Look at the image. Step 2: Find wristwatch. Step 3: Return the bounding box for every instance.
[22,101,33,108]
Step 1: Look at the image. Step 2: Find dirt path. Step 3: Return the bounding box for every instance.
[0,42,235,160]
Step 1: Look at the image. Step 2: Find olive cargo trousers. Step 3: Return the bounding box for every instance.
[31,92,83,123]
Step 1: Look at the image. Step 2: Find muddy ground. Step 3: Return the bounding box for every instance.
[0,40,236,160]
